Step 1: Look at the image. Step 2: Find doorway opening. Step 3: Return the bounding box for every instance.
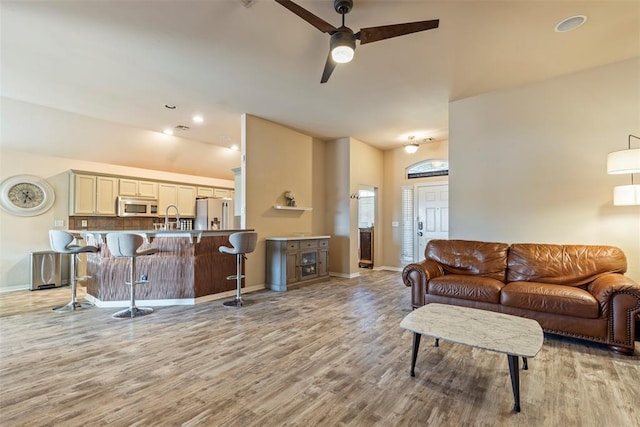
[357,185,376,269]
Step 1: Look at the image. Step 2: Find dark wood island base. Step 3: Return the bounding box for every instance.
[80,230,254,305]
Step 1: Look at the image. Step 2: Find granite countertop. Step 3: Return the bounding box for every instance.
[265,235,331,241]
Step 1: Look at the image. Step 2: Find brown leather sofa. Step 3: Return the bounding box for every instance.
[402,240,640,355]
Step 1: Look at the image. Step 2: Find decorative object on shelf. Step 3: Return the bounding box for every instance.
[0,174,56,216]
[607,134,640,206]
[284,190,297,207]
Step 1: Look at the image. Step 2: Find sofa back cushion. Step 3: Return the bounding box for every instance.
[506,243,627,286]
[425,239,509,282]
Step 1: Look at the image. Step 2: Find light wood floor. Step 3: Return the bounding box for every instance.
[1,271,638,426]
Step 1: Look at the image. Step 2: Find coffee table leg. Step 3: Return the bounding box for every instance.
[434,338,439,347]
[507,354,521,412]
[522,357,528,370]
[410,332,421,377]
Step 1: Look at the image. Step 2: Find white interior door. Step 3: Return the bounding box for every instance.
[415,183,449,260]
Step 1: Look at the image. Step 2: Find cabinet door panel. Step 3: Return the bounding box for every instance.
[137,181,158,198]
[119,179,138,196]
[177,185,196,217]
[74,174,96,214]
[197,187,215,198]
[318,249,328,277]
[95,177,117,215]
[286,252,299,284]
[158,183,177,216]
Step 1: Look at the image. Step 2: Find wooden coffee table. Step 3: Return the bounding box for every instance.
[400,303,544,412]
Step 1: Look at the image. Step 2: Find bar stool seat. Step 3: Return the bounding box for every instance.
[219,232,258,307]
[49,230,99,312]
[106,233,158,318]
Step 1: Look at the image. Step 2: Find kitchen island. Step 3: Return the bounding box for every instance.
[77,229,255,306]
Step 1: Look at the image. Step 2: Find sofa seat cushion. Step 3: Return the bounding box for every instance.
[428,275,505,304]
[501,282,599,319]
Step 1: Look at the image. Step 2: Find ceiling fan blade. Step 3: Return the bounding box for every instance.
[320,51,337,84]
[356,19,439,45]
[275,0,337,34]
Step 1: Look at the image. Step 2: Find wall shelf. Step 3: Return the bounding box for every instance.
[272,205,312,211]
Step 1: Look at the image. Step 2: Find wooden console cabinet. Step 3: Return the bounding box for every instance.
[266,236,330,291]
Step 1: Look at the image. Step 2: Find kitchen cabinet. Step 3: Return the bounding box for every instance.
[214,188,230,198]
[119,178,158,198]
[197,186,215,198]
[69,173,117,215]
[158,183,196,217]
[266,236,330,291]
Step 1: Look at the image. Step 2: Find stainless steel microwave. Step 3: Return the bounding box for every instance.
[117,196,158,217]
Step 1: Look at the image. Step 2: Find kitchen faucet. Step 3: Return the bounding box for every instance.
[164,204,180,230]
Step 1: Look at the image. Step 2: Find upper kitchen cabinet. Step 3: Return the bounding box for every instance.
[69,173,118,215]
[119,178,158,198]
[158,183,196,217]
[197,186,215,198]
[214,188,230,198]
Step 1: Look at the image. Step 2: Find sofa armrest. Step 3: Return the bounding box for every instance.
[402,260,444,308]
[588,274,640,351]
[588,274,640,315]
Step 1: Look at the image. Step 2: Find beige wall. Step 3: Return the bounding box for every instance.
[0,149,234,290]
[449,57,640,280]
[381,141,449,268]
[243,115,314,287]
[323,138,351,275]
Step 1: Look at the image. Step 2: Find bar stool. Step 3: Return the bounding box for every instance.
[106,233,158,319]
[219,231,258,307]
[49,230,100,312]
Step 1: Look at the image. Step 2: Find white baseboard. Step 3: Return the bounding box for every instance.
[84,284,267,307]
[330,272,360,279]
[376,266,403,272]
[0,284,31,293]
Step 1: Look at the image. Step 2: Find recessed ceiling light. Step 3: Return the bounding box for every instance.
[163,128,174,135]
[164,104,176,110]
[555,15,587,32]
[230,144,239,151]
[192,115,204,123]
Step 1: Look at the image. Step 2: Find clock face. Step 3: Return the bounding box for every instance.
[0,175,56,216]
[8,182,45,209]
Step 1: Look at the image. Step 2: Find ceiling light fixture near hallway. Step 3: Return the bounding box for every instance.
[555,15,587,32]
[192,115,204,123]
[162,128,174,135]
[164,104,177,109]
[175,125,190,131]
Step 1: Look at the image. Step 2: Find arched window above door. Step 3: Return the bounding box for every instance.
[406,159,449,179]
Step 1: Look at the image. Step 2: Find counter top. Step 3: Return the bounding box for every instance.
[265,235,330,241]
[69,229,254,243]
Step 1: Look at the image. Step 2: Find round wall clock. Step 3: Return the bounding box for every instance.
[0,174,56,217]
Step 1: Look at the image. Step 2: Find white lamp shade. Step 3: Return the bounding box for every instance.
[613,184,640,206]
[607,148,640,174]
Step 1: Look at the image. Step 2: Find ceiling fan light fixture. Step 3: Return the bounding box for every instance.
[404,143,419,154]
[330,30,355,63]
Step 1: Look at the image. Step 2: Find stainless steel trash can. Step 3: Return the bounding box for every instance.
[30,251,69,290]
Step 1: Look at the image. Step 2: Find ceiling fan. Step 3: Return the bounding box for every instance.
[274,0,439,83]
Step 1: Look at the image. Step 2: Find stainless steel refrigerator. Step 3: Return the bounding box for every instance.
[195,197,237,230]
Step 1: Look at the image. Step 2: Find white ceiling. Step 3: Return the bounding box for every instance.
[2,0,639,151]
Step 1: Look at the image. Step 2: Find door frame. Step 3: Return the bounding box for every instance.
[414,181,449,261]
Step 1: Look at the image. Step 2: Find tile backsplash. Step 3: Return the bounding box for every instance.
[69,216,159,230]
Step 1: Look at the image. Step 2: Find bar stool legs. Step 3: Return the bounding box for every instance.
[223,253,247,308]
[112,256,153,318]
[53,254,92,312]
[106,233,158,319]
[219,232,258,308]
